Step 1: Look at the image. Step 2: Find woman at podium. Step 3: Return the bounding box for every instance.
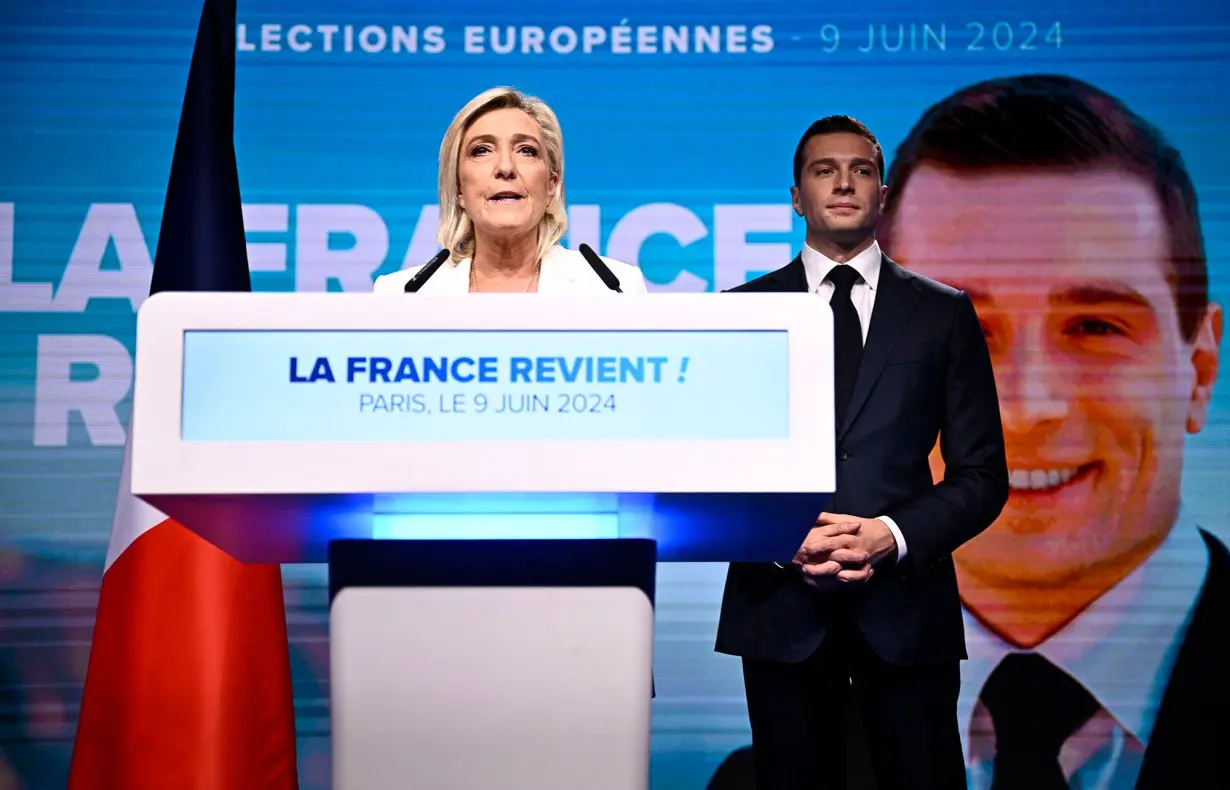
[374,86,648,295]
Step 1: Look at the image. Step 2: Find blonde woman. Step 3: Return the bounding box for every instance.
[375,87,647,294]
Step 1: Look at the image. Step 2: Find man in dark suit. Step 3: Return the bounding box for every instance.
[715,115,1009,790]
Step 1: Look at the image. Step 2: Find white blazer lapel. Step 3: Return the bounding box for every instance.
[421,257,471,293]
[535,245,581,294]
[417,246,588,294]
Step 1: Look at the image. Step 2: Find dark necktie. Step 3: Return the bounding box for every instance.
[980,653,1100,790]
[826,265,863,427]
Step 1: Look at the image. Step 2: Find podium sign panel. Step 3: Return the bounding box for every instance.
[180,328,789,442]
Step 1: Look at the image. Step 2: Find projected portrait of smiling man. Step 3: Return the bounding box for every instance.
[879,74,1226,789]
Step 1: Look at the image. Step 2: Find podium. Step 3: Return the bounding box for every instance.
[129,290,836,790]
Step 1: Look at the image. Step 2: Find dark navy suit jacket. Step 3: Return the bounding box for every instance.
[714,254,1009,667]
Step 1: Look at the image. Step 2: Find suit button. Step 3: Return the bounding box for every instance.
[838,450,848,461]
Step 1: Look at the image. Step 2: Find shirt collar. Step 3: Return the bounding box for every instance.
[800,239,883,293]
[959,509,1209,759]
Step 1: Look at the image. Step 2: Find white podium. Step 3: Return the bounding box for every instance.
[129,291,836,790]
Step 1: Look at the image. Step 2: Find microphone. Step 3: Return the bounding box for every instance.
[403,249,451,292]
[578,243,622,292]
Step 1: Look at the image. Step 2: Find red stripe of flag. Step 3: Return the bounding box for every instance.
[69,0,300,786]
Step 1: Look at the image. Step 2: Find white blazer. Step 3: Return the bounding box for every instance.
[372,244,648,295]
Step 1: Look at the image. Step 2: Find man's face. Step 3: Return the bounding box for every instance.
[791,132,886,245]
[890,166,1221,590]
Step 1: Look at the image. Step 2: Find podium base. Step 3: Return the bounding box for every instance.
[329,539,656,790]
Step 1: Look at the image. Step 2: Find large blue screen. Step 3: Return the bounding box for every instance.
[1,0,1227,788]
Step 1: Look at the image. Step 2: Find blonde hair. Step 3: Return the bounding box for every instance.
[437,86,567,265]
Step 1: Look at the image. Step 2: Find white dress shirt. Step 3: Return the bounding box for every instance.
[960,511,1210,790]
[799,241,908,563]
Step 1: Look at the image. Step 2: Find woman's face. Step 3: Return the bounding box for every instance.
[457,107,557,244]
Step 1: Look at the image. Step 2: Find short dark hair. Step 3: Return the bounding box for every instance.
[879,74,1208,341]
[793,115,885,186]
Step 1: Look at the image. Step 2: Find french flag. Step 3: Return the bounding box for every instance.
[68,1,299,787]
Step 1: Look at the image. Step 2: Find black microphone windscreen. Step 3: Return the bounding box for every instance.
[578,243,623,293]
[403,249,450,292]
